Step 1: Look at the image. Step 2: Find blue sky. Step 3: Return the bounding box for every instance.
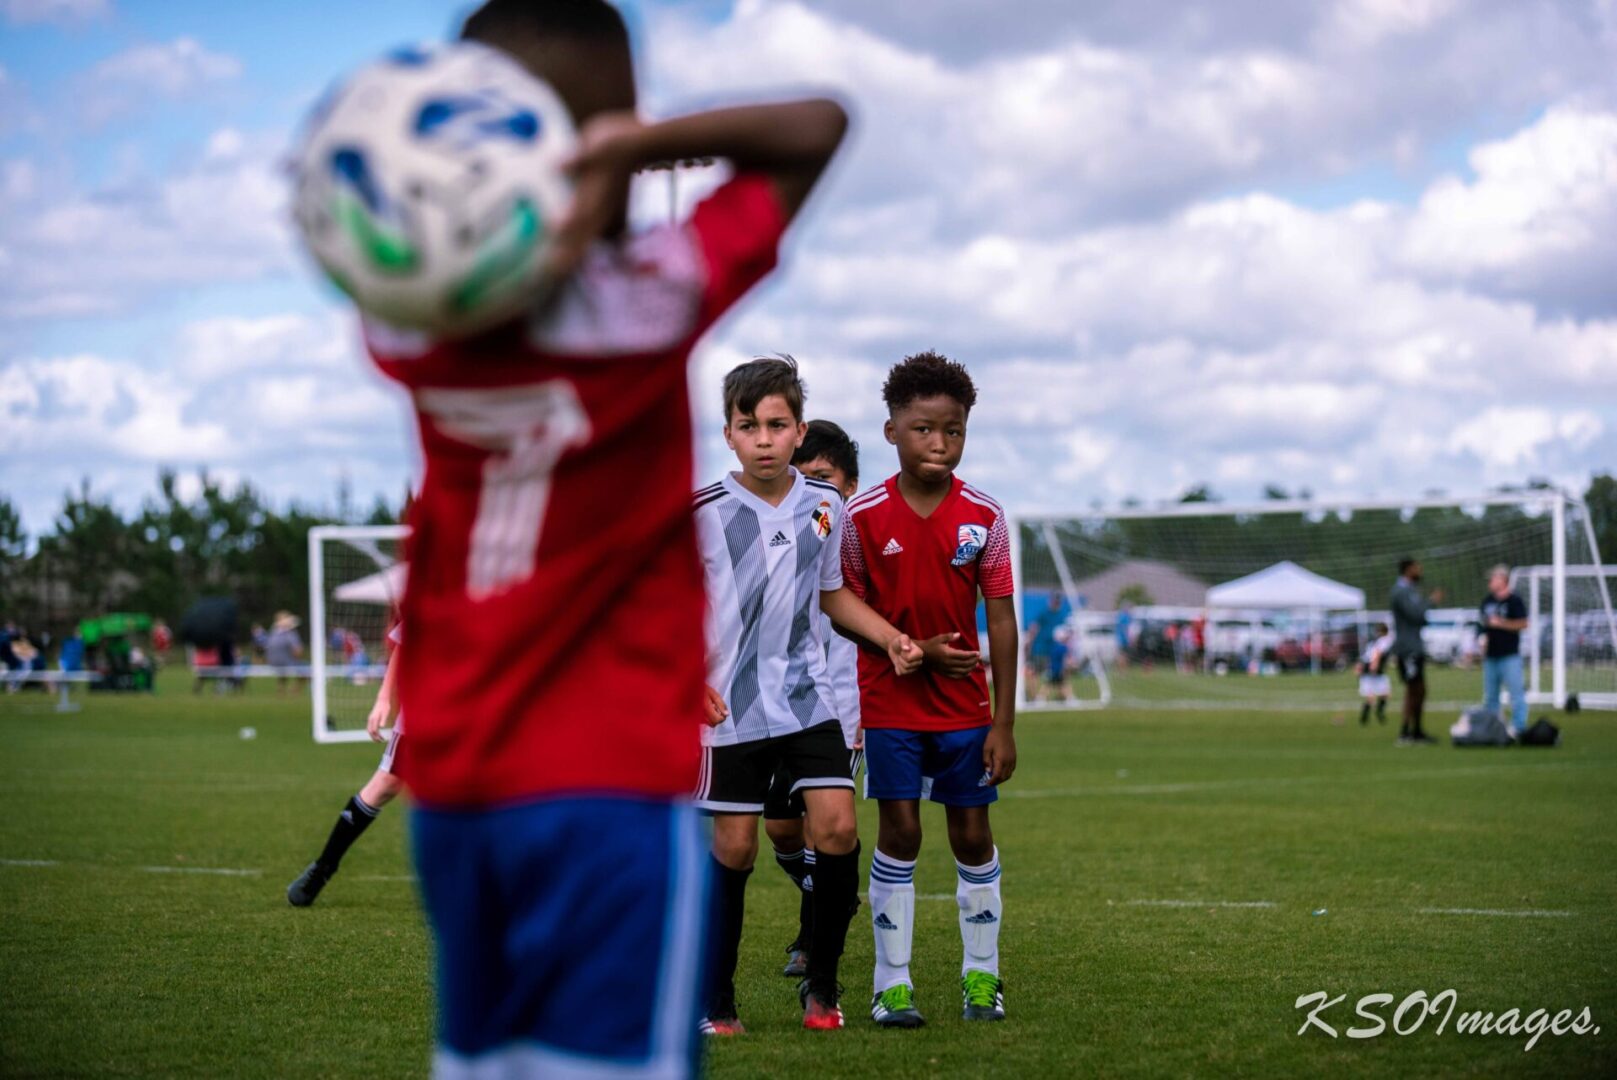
[3,0,1616,534]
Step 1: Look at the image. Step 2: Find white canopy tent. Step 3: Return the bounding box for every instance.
[1206,561,1364,610]
[331,562,407,606]
[1206,561,1365,674]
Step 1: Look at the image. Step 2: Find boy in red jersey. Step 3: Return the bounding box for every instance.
[356,2,848,1076]
[841,351,1018,1028]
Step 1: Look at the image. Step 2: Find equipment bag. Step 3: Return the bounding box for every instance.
[1519,717,1561,747]
[1450,706,1511,747]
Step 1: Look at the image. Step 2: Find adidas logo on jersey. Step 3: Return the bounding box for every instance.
[874,913,899,930]
[965,909,998,925]
[769,531,791,548]
[882,538,903,556]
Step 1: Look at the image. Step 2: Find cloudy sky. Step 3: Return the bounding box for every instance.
[3,0,1616,533]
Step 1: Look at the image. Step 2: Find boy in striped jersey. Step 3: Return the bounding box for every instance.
[695,358,923,1033]
[842,351,1018,1026]
[765,420,865,979]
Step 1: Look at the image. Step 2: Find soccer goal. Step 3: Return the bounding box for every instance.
[1012,490,1614,714]
[308,525,408,744]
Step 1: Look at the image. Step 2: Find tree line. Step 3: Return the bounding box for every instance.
[1,470,1611,647]
[0,470,400,645]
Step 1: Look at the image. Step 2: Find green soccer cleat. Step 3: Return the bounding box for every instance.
[286,862,332,907]
[870,983,925,1028]
[961,971,1005,1021]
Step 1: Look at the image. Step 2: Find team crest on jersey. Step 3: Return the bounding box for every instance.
[952,523,988,566]
[811,500,835,541]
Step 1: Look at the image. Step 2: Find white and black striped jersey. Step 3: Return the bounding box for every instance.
[816,609,860,747]
[695,469,846,747]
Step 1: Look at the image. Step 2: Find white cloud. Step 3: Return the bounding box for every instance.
[1401,104,1617,315]
[78,38,242,126]
[0,128,292,318]
[1,0,109,25]
[1,312,410,531]
[1448,407,1604,469]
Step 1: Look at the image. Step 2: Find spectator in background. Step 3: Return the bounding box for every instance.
[60,629,86,673]
[1390,558,1442,745]
[1480,565,1529,736]
[1026,593,1065,687]
[265,612,305,695]
[150,619,173,666]
[1115,603,1133,670]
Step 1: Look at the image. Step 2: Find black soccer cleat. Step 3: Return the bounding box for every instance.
[782,946,809,978]
[287,861,332,907]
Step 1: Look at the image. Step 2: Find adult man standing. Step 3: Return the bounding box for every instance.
[1390,559,1441,745]
[1480,565,1530,735]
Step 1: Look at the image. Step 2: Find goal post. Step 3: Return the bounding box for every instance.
[308,524,409,744]
[1012,490,1615,713]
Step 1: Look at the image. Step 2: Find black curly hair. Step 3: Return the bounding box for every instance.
[881,350,977,414]
[792,419,859,482]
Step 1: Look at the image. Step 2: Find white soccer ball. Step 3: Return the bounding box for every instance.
[290,43,577,338]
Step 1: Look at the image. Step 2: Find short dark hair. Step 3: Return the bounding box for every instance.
[882,350,977,413]
[462,0,630,48]
[723,355,805,422]
[793,419,858,481]
[1398,558,1418,575]
[1374,622,1389,635]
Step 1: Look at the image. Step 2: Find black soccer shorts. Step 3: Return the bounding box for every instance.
[696,720,853,814]
[1396,653,1426,684]
[763,745,864,820]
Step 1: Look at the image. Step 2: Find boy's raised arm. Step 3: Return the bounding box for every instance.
[548,99,849,276]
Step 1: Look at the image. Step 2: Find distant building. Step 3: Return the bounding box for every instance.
[1072,559,1208,609]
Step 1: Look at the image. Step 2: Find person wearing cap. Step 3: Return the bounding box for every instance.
[265,611,305,695]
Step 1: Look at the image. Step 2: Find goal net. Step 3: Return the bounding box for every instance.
[308,525,408,743]
[1013,491,1614,714]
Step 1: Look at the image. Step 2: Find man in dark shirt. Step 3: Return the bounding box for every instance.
[1480,565,1530,735]
[1390,558,1442,745]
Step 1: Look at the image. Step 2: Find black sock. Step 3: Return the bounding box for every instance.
[1359,702,1371,725]
[774,845,814,949]
[805,842,860,994]
[797,888,814,951]
[707,858,750,1015]
[1376,698,1387,722]
[316,795,379,871]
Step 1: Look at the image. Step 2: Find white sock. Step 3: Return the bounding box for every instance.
[869,850,916,992]
[956,847,1002,977]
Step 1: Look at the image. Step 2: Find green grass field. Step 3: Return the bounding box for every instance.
[3,675,1614,1078]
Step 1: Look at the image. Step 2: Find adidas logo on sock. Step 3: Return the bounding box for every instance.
[769,531,791,547]
[965,909,998,925]
[882,538,903,556]
[340,811,353,824]
[874,913,899,930]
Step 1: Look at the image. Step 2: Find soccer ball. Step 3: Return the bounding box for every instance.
[290,43,577,338]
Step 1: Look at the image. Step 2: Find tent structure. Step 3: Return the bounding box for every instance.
[1205,561,1364,610]
[332,563,407,606]
[1206,561,1365,674]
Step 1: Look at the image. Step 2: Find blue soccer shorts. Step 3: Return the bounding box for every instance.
[412,795,708,1079]
[863,726,998,807]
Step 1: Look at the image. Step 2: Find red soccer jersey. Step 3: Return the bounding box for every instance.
[367,174,786,807]
[841,474,1014,731]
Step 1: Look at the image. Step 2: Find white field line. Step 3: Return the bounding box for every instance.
[1127,899,1277,909]
[1419,907,1573,918]
[1001,762,1579,800]
[0,858,59,867]
[354,874,417,882]
[138,865,262,877]
[1104,697,1478,713]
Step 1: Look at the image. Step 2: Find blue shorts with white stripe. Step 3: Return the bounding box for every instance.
[412,796,708,1079]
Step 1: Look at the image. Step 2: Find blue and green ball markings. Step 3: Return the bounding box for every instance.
[450,198,544,315]
[330,147,420,275]
[414,93,541,146]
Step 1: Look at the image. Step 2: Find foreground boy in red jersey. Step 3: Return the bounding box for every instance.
[361,2,848,1075]
[841,351,1018,1028]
